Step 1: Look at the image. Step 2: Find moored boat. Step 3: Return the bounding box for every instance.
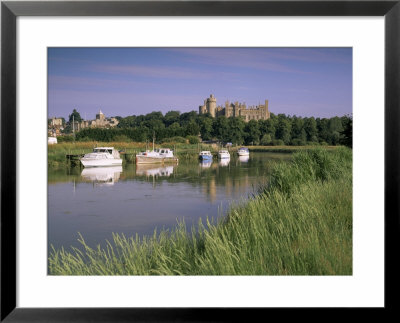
[80,147,123,167]
[218,149,230,159]
[199,151,213,161]
[237,147,250,156]
[136,148,178,164]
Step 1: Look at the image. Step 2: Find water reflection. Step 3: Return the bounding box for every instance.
[49,152,291,251]
[136,164,174,177]
[199,161,212,168]
[219,159,230,167]
[81,166,122,186]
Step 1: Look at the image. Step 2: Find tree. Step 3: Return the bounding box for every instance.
[164,110,181,126]
[68,109,82,123]
[244,119,260,145]
[276,116,292,145]
[228,117,245,145]
[340,115,352,148]
[197,115,214,141]
[260,133,272,145]
[304,117,318,142]
[212,116,230,142]
[184,121,200,137]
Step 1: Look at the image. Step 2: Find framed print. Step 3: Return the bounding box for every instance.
[1,0,399,321]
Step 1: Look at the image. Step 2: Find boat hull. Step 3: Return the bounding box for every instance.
[136,155,179,164]
[218,153,230,159]
[80,158,123,168]
[199,155,213,161]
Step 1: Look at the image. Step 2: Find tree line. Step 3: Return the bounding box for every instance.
[64,110,352,147]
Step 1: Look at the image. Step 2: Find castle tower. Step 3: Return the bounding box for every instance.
[264,100,270,118]
[234,101,240,117]
[206,94,217,117]
[96,110,105,121]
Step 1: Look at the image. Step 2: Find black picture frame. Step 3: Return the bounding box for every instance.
[1,1,399,321]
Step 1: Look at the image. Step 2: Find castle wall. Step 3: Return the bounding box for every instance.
[199,95,270,122]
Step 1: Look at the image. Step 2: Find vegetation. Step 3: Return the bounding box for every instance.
[49,147,352,275]
[54,109,352,147]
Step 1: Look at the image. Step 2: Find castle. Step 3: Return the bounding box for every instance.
[198,94,270,122]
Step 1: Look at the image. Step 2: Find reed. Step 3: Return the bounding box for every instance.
[49,147,352,275]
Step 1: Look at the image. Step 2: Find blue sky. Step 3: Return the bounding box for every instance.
[48,47,352,120]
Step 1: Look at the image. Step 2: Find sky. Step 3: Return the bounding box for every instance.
[48,47,352,120]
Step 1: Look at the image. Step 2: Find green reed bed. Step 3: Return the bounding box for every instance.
[49,147,352,275]
[247,145,338,154]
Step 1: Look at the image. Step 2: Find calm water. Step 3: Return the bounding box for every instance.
[48,152,290,251]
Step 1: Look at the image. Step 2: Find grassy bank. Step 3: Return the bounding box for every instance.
[48,141,338,168]
[48,141,207,167]
[49,147,352,275]
[247,145,338,154]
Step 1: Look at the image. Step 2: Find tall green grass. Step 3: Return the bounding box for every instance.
[49,147,352,275]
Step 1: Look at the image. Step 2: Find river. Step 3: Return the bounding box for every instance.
[48,152,290,251]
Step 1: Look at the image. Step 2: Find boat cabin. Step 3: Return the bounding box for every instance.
[92,147,120,159]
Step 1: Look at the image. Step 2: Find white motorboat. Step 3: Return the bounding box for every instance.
[136,148,178,164]
[80,147,123,167]
[237,147,250,156]
[199,151,213,161]
[218,149,230,159]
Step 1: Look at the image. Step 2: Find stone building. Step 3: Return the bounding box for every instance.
[199,94,270,122]
[50,117,64,127]
[89,110,119,128]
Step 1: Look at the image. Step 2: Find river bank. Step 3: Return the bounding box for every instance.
[49,147,352,275]
[48,141,339,168]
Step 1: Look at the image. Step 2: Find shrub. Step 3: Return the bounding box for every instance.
[260,134,272,145]
[56,135,74,143]
[162,136,188,144]
[187,135,200,144]
[272,139,285,146]
[290,138,306,146]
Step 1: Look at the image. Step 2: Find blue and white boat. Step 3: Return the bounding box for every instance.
[199,151,213,161]
[237,147,250,156]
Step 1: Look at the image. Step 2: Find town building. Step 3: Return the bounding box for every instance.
[48,110,119,136]
[199,94,271,122]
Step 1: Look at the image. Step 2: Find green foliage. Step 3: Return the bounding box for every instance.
[56,135,74,142]
[88,110,351,146]
[260,133,272,145]
[162,136,188,144]
[186,135,200,144]
[68,109,82,123]
[272,139,285,146]
[340,115,352,148]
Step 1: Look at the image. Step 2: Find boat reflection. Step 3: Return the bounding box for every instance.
[136,164,174,177]
[199,161,212,168]
[238,155,249,163]
[81,166,122,186]
[219,159,230,167]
